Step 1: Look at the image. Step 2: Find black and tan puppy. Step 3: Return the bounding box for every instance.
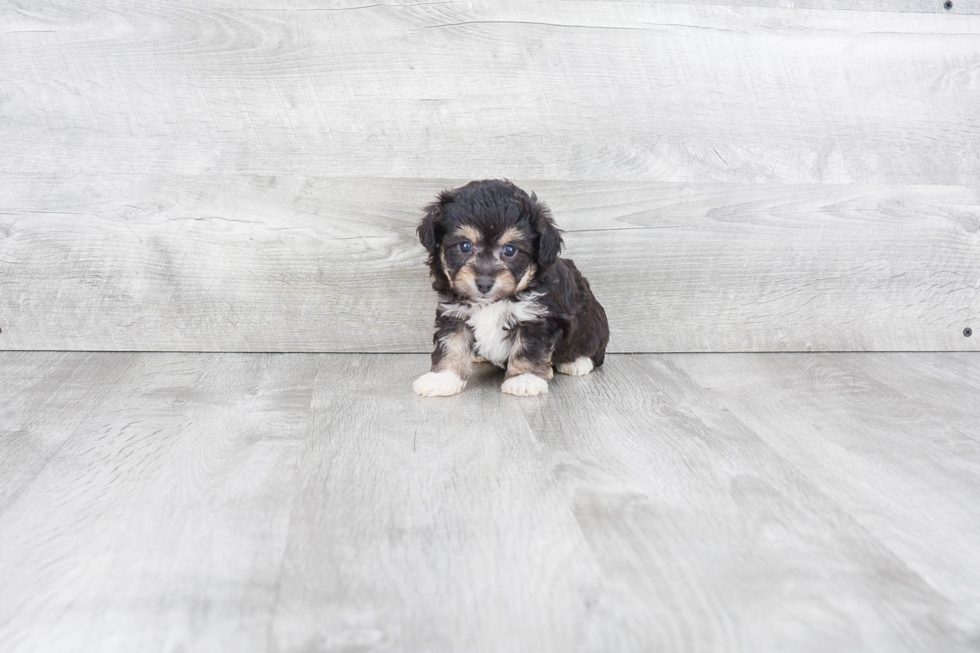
[413,180,609,397]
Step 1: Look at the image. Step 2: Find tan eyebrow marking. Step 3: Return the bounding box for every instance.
[499,227,525,244]
[453,225,481,243]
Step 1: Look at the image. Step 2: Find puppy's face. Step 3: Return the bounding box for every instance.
[440,223,535,302]
[418,180,563,301]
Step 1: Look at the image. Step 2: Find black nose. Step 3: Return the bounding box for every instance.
[475,277,495,295]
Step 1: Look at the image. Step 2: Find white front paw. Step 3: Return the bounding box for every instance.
[413,371,466,397]
[501,373,549,397]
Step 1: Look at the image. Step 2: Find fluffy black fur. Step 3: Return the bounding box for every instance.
[417,179,609,383]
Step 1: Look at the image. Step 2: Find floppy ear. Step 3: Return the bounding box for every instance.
[417,189,455,254]
[525,192,563,268]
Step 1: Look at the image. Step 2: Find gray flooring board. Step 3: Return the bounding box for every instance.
[676,353,980,626]
[0,351,141,514]
[270,355,605,652]
[1,352,979,652]
[0,353,318,653]
[518,355,975,651]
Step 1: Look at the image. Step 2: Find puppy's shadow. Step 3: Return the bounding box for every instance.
[466,361,506,391]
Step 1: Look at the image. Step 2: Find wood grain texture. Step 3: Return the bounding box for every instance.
[270,355,603,652]
[2,352,979,652]
[676,352,980,621]
[3,1,980,353]
[2,1,979,184]
[516,354,979,651]
[0,352,317,653]
[0,351,140,512]
[2,177,977,352]
[605,0,980,13]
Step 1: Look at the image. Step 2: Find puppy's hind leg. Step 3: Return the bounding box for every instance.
[555,356,595,377]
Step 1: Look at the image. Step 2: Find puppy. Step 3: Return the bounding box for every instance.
[413,180,609,397]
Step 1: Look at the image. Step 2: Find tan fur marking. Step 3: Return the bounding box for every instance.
[440,250,452,283]
[494,270,518,296]
[453,265,478,295]
[499,227,525,244]
[434,328,474,378]
[506,357,554,380]
[505,333,553,380]
[515,263,536,292]
[454,225,481,243]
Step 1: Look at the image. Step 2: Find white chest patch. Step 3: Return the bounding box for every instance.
[467,301,515,367]
[440,294,547,368]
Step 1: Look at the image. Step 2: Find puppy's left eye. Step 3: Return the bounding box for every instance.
[459,241,472,254]
[502,244,516,257]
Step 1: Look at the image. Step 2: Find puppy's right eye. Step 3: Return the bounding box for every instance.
[459,241,472,253]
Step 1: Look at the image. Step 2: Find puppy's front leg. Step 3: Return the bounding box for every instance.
[413,317,474,397]
[500,325,555,397]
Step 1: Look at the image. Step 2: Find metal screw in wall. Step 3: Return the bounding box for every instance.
[965,327,973,337]
[945,0,953,9]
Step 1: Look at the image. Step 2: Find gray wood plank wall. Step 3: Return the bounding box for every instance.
[2,1,978,352]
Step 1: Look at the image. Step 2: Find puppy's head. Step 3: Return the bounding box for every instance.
[417,180,563,302]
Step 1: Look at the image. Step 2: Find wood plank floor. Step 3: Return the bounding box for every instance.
[1,352,978,652]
